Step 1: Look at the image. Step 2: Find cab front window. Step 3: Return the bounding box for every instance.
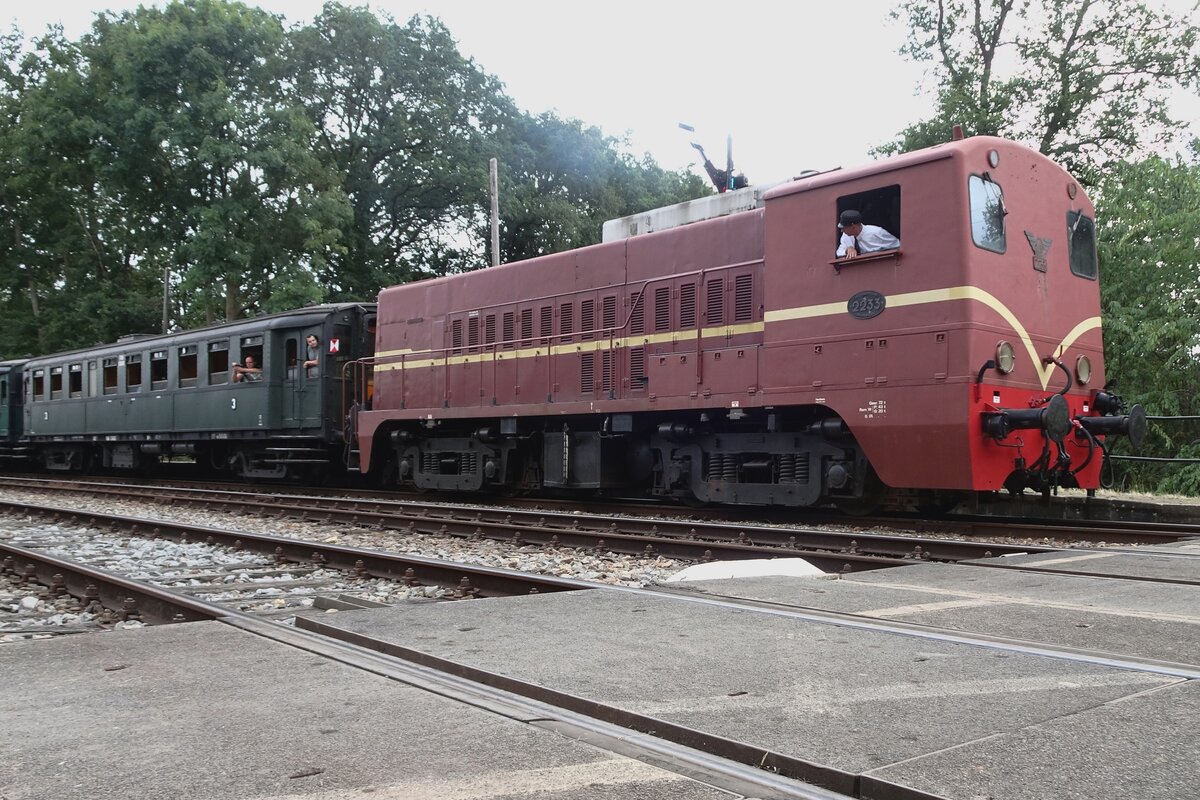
[1067,211,1097,279]
[969,175,1006,253]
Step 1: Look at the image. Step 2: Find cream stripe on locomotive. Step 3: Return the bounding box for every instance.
[375,285,1101,392]
[770,285,1101,391]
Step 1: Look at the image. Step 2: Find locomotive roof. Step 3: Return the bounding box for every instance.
[599,136,1066,241]
[23,303,375,365]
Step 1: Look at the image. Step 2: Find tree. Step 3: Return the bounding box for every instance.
[881,0,1200,179]
[287,6,511,293]
[0,29,161,358]
[81,0,351,326]
[1094,146,1200,493]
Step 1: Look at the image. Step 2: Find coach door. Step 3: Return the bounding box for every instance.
[281,326,323,429]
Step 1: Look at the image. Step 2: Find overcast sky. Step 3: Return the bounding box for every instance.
[7,1,1200,185]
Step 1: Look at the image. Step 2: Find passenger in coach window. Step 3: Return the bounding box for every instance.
[232,355,263,383]
[304,335,320,374]
[836,209,899,259]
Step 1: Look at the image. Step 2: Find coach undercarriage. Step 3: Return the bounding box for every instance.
[384,409,876,509]
[33,436,336,482]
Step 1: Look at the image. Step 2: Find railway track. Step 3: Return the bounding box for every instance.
[4,474,1196,547]
[0,476,1086,570]
[0,501,602,643]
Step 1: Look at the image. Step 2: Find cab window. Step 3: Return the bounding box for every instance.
[836,184,901,251]
[1067,211,1097,280]
[969,175,1006,253]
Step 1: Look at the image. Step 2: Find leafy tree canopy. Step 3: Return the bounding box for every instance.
[0,1,705,359]
[1094,144,1200,493]
[880,0,1200,180]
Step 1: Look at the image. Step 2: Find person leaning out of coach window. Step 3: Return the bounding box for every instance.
[836,209,899,259]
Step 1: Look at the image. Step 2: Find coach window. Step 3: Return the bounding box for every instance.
[50,367,63,400]
[836,184,901,251]
[101,359,117,393]
[102,358,118,395]
[1067,211,1097,280]
[150,350,168,390]
[239,336,264,374]
[208,341,229,385]
[969,175,1006,253]
[69,364,83,399]
[126,354,143,393]
[32,369,45,400]
[285,338,298,379]
[179,346,198,388]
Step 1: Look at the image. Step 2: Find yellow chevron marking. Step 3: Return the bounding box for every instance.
[374,286,1101,391]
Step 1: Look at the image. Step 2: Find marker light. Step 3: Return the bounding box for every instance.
[995,341,1016,374]
[1075,355,1092,385]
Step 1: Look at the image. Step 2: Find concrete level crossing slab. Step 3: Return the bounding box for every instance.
[678,561,1199,664]
[314,585,1187,797]
[0,621,741,800]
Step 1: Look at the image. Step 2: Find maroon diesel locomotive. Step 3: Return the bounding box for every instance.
[354,135,1144,509]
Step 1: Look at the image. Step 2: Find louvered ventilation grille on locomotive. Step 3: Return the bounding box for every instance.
[581,352,594,393]
[520,309,533,345]
[680,283,696,328]
[502,312,515,348]
[734,274,753,322]
[581,300,594,340]
[654,287,670,331]
[629,292,646,388]
[706,278,724,326]
[560,303,573,341]
[602,296,617,330]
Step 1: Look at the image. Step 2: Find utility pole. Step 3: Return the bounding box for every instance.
[489,157,500,267]
[162,266,170,333]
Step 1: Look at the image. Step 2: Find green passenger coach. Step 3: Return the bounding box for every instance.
[21,304,376,480]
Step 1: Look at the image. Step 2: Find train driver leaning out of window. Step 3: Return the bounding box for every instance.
[232,355,263,383]
[303,335,320,374]
[836,209,900,259]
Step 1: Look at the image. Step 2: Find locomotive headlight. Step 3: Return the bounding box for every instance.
[995,341,1016,374]
[1075,355,1092,385]
[988,149,1000,168]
